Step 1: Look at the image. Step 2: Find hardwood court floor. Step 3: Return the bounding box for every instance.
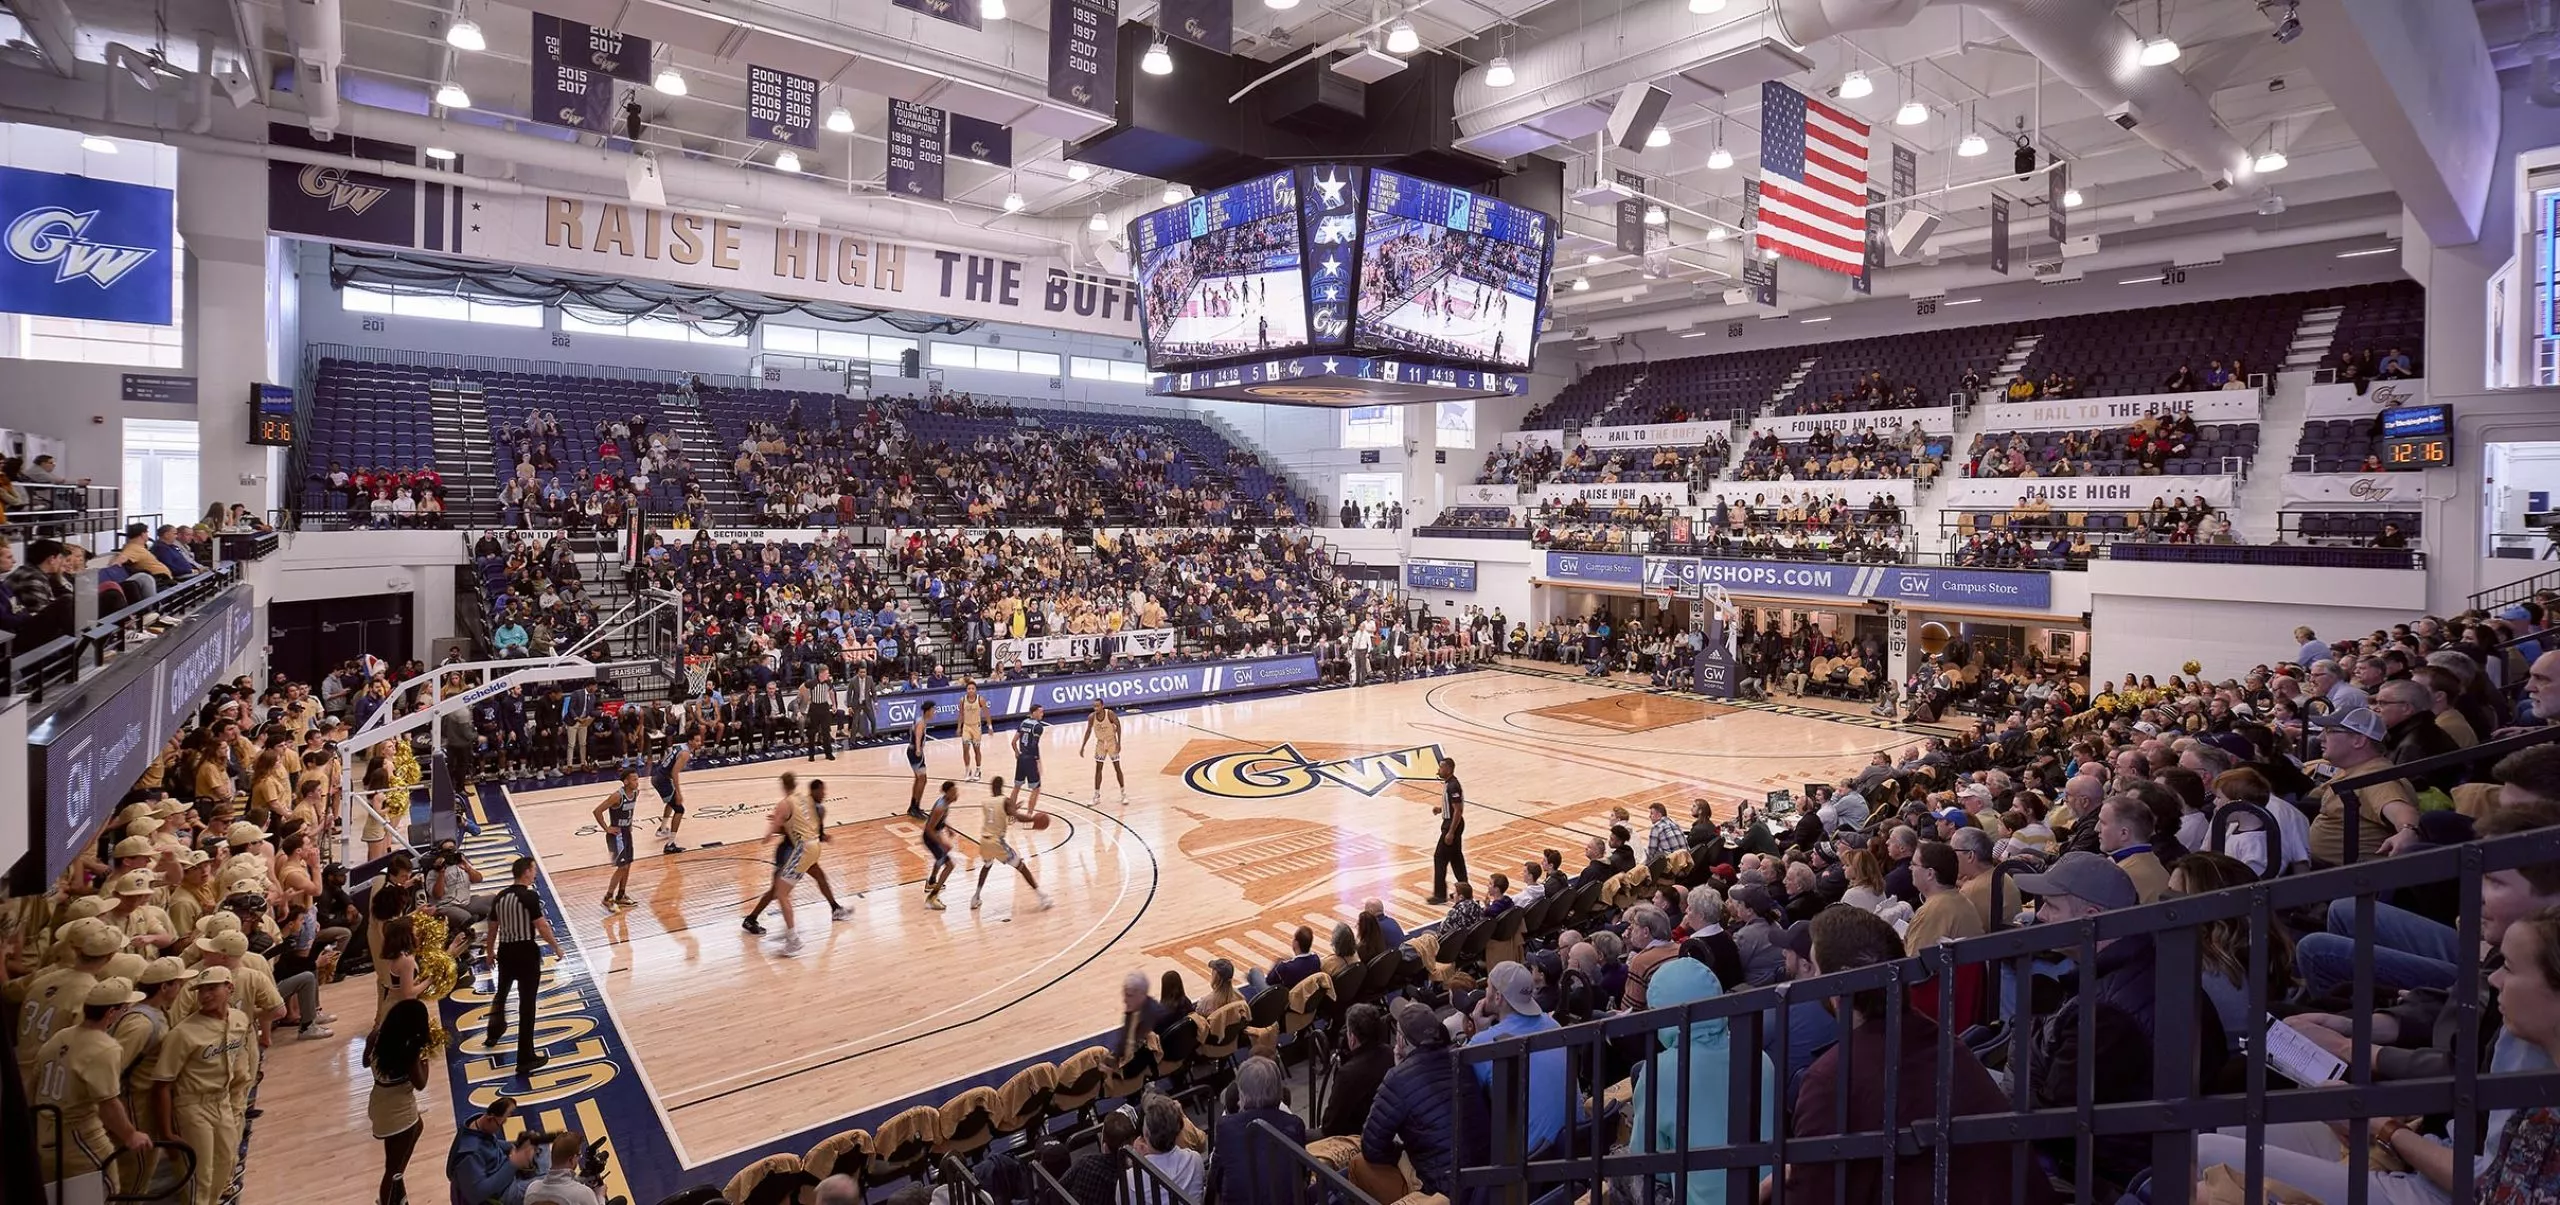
[484,670,1908,1166]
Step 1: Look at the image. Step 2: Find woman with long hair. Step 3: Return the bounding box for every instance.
[365,997,433,1205]
[372,913,421,1038]
[1355,908,1390,963]
[2167,851,2293,1056]
[1195,957,1241,1017]
[247,747,290,826]
[1840,848,1911,929]
[1156,970,1192,1032]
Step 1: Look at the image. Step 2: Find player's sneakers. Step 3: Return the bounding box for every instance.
[741,916,766,935]
[969,892,983,910]
[779,932,804,957]
[830,904,853,921]
[663,840,684,855]
[1037,892,1055,911]
[602,898,626,913]
[614,894,636,909]
[298,1024,335,1040]
[925,891,947,911]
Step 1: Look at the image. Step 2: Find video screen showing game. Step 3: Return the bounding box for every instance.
[1133,172,1309,369]
[1354,169,1553,371]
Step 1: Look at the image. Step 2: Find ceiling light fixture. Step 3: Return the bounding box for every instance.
[1839,70,1873,99]
[80,135,117,154]
[1163,184,1183,203]
[1089,211,1109,232]
[1003,190,1025,212]
[1067,162,1092,181]
[1688,0,1726,11]
[1572,277,1591,292]
[1141,39,1173,74]
[1584,252,1604,265]
[1267,0,1300,9]
[1957,131,1988,157]
[982,0,1007,19]
[1800,315,1831,323]
[1385,18,1420,55]
[423,145,457,161]
[2062,187,2084,208]
[1485,56,1514,87]
[2254,149,2289,173]
[2138,35,2180,65]
[1644,204,1666,226]
[434,81,471,109]
[1706,144,1733,170]
[1941,296,1982,305]
[652,67,687,96]
[825,106,855,133]
[1680,330,1709,338]
[445,16,485,51]
[1895,99,1928,126]
[1646,124,1670,149]
[2336,245,2398,259]
[773,150,802,173]
[1763,246,1780,260]
[1705,225,1728,242]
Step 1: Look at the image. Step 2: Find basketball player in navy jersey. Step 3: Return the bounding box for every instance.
[904,701,937,819]
[651,736,692,854]
[743,772,852,936]
[591,768,641,911]
[1004,704,1049,817]
[920,779,958,911]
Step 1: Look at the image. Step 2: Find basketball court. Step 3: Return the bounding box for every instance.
[240,666,1922,1195]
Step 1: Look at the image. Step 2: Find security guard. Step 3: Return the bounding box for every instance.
[31,976,154,1188]
[153,965,253,1205]
[15,918,127,1082]
[114,957,195,1188]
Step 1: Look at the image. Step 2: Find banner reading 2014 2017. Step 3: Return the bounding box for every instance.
[0,165,173,324]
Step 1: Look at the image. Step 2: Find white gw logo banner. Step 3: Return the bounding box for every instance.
[994,628,1178,667]
[6,207,156,287]
[298,165,389,215]
[2278,473,2436,506]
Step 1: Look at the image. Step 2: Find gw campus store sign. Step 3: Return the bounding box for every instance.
[264,141,1139,339]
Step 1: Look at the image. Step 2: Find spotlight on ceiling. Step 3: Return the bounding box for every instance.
[1705,225,1728,242]
[2062,187,2084,208]
[445,17,485,51]
[1894,99,1928,126]
[1688,0,1726,12]
[1584,252,1604,265]
[1267,0,1300,8]
[1485,56,1514,87]
[1141,39,1173,74]
[80,135,117,154]
[2272,4,2302,43]
[1003,191,1025,212]
[1957,131,1987,157]
[434,81,472,109]
[1572,277,1591,292]
[1164,185,1185,204]
[2254,149,2289,173]
[1645,124,1670,149]
[2137,36,2180,66]
[1089,211,1109,232]
[1067,162,1092,181]
[825,107,855,133]
[1763,246,1779,260]
[773,150,802,173]
[1706,144,1733,170]
[1644,204,1666,226]
[652,67,687,96]
[981,0,1006,19]
[1385,19,1420,54]
[423,145,457,161]
[1838,70,1873,99]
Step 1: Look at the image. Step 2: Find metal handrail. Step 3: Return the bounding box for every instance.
[1251,1118,1379,1205]
[2324,719,2560,864]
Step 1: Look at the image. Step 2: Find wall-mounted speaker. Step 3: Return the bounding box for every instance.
[1886,211,1940,258]
[1604,83,1672,153]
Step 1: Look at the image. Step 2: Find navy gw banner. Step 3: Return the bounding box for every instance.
[949,113,1013,167]
[886,98,948,201]
[1542,551,2053,610]
[0,165,173,324]
[1047,0,1119,116]
[266,123,424,247]
[748,64,820,151]
[894,0,982,30]
[535,13,654,82]
[532,14,616,133]
[1158,0,1233,53]
[874,654,1319,731]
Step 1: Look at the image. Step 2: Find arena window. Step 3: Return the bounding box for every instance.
[1438,399,1477,449]
[1342,404,1405,448]
[558,308,747,346]
[1071,355,1149,383]
[340,285,543,328]
[932,342,1062,377]
[761,324,917,364]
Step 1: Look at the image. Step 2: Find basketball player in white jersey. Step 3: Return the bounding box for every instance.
[971,775,1051,913]
[956,682,989,782]
[591,769,641,912]
[1079,705,1126,803]
[904,701,937,819]
[748,772,823,955]
[743,772,851,936]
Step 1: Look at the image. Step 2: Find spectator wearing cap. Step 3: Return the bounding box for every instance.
[16,917,129,1080]
[153,963,251,1205]
[183,929,284,1069]
[1618,955,1776,1205]
[1781,906,2049,1205]
[30,975,153,1187]
[2094,795,2171,905]
[1930,805,1968,841]
[2305,706,2424,865]
[1359,998,1487,1202]
[1210,1056,1307,1205]
[1948,828,2021,931]
[103,873,179,954]
[1468,962,1576,1157]
[112,957,194,1176]
[1902,841,1983,955]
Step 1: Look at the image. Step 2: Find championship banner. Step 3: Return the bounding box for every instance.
[1614,169,1646,255]
[948,113,1013,167]
[1046,0,1119,116]
[1975,389,2260,433]
[0,164,173,324]
[747,65,821,151]
[876,654,1320,729]
[2047,161,2068,244]
[532,15,616,133]
[1580,420,1729,448]
[2279,473,2437,506]
[532,14,653,81]
[1454,484,1520,506]
[2305,378,2425,419]
[1548,551,2053,610]
[1158,0,1233,53]
[893,0,981,31]
[1706,479,1914,509]
[1939,474,2237,510]
[1748,406,1954,440]
[382,192,1140,337]
[1743,252,1778,307]
[1990,194,2010,276]
[1890,144,1916,226]
[1853,186,1882,296]
[1531,482,1692,507]
[885,98,948,201]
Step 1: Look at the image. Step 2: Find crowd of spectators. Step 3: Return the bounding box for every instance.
[1732,426,1947,484]
[4,521,219,648]
[2325,346,2420,393]
[1774,371,1942,416]
[1967,413,2206,479]
[317,463,449,529]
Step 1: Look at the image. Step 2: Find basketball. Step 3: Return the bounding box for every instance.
[1030,811,1054,831]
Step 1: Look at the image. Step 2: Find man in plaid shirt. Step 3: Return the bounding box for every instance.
[1645,801,1688,864]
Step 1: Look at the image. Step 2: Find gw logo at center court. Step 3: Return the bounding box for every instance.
[1183,743,1446,800]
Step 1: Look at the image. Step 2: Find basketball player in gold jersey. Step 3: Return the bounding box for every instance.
[920,779,959,910]
[956,681,989,781]
[743,772,852,938]
[746,772,826,956]
[970,775,1052,914]
[1079,704,1127,803]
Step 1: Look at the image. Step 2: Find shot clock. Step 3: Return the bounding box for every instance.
[2376,403,2451,470]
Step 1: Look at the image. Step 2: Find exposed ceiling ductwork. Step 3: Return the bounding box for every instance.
[279,0,345,138]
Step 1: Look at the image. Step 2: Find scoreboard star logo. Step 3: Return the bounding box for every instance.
[1313,169,1349,208]
[1322,358,1340,373]
[1319,254,1342,278]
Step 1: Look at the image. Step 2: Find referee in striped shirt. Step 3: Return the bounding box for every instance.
[482,856,560,1082]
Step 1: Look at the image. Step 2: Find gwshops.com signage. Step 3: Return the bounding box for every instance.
[2305,378,2426,420]
[2278,473,2437,506]
[1939,473,2237,510]
[1543,551,2053,610]
[1749,406,1955,441]
[873,654,1319,730]
[1975,390,2261,434]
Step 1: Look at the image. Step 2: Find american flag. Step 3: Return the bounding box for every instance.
[1756,79,1872,276]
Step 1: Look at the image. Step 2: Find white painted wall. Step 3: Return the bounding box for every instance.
[1407,535,1536,623]
[2086,558,2430,684]
[269,530,468,663]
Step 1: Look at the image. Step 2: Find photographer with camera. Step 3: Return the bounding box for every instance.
[521,1129,609,1205]
[425,840,490,941]
[447,1096,542,1205]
